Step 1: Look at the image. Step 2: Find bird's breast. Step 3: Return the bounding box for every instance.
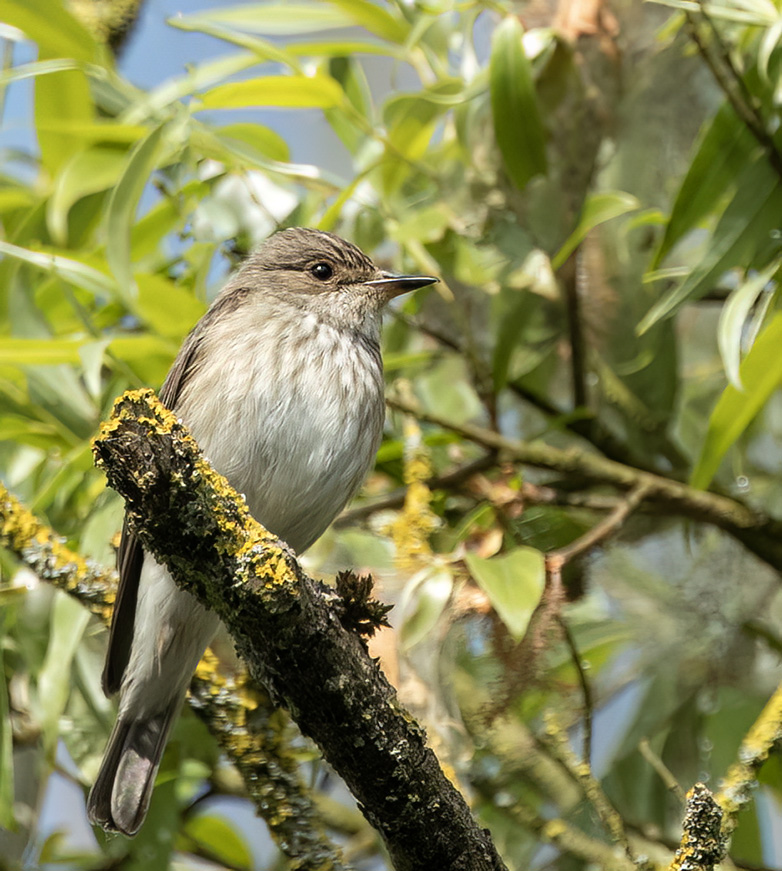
[178,317,385,553]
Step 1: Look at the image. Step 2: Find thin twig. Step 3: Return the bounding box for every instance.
[335,453,497,527]
[558,617,593,766]
[546,483,652,567]
[542,713,654,871]
[639,738,686,804]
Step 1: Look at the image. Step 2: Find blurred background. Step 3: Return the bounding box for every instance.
[3,0,782,868]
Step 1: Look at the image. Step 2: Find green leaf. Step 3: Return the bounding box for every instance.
[326,0,409,43]
[0,240,118,297]
[465,547,545,640]
[218,123,290,162]
[489,16,547,191]
[717,260,780,389]
[380,82,460,192]
[167,18,301,70]
[36,120,147,145]
[288,39,401,57]
[135,274,206,340]
[47,146,128,245]
[105,123,170,300]
[199,74,344,109]
[639,160,782,333]
[35,68,94,173]
[0,58,81,87]
[691,312,782,489]
[759,17,782,82]
[183,815,252,870]
[172,3,352,35]
[652,102,756,268]
[2,0,98,62]
[552,191,639,270]
[108,335,177,383]
[0,338,84,365]
[651,0,776,25]
[124,52,264,123]
[38,593,91,753]
[400,566,453,650]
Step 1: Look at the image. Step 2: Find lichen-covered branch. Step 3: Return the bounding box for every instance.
[91,388,508,871]
[668,784,725,871]
[189,654,345,870]
[386,396,782,573]
[0,483,115,622]
[716,680,782,838]
[0,482,348,871]
[663,681,782,870]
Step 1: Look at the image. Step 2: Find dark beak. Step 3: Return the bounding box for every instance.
[365,271,439,298]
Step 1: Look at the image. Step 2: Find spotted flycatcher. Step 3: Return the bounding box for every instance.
[87,228,438,835]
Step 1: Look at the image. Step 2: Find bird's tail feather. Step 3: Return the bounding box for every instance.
[87,703,178,836]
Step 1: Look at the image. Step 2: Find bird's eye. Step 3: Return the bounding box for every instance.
[311,262,333,281]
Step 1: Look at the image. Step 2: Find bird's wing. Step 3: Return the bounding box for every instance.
[101,325,205,696]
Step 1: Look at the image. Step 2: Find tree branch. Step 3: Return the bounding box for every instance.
[91,389,508,871]
[386,396,782,573]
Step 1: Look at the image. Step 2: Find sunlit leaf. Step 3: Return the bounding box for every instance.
[552,191,640,270]
[0,240,118,297]
[691,313,782,489]
[183,814,252,870]
[2,0,99,62]
[326,0,409,43]
[199,74,344,109]
[651,0,776,25]
[35,68,94,174]
[218,123,290,162]
[124,52,263,123]
[105,123,170,300]
[0,58,81,87]
[717,260,780,389]
[639,160,782,333]
[0,338,83,365]
[465,547,545,640]
[172,3,352,35]
[135,274,206,340]
[36,120,147,144]
[47,146,128,245]
[652,102,756,269]
[490,16,547,191]
[759,17,782,82]
[37,593,91,753]
[400,565,454,650]
[168,18,301,70]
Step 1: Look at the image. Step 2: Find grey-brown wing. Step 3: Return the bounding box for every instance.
[101,325,205,696]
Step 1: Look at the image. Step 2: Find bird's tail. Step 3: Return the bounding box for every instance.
[86,702,179,836]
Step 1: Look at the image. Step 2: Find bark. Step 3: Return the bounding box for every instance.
[92,388,508,871]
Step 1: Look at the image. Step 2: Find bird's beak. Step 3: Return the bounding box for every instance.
[365,271,439,299]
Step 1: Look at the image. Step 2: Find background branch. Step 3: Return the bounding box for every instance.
[386,396,782,573]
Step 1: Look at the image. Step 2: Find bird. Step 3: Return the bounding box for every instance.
[87,227,438,836]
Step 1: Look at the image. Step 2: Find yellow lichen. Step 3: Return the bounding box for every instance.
[389,415,438,574]
[0,482,115,623]
[716,680,782,835]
